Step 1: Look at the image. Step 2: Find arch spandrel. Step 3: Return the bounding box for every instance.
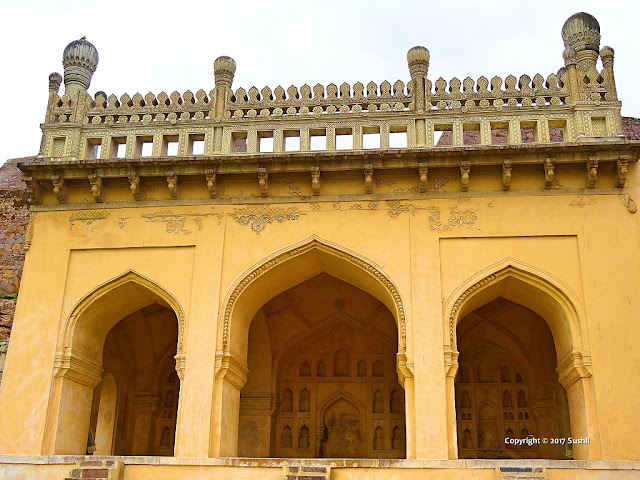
[219,236,409,364]
[444,258,589,368]
[60,270,187,372]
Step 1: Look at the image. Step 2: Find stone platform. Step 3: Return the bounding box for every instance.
[1,456,639,480]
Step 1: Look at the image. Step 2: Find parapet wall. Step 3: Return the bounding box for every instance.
[32,13,622,169]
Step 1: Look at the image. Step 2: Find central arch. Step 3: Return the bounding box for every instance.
[211,236,414,458]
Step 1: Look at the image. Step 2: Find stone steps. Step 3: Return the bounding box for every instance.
[64,459,123,480]
[284,464,331,480]
[496,466,548,480]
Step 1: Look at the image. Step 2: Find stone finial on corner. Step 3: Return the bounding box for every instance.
[562,46,577,67]
[62,37,99,96]
[213,55,237,120]
[600,45,618,101]
[600,46,614,67]
[214,55,237,87]
[48,72,62,94]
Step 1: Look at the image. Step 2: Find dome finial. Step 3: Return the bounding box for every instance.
[561,13,601,70]
[562,13,600,51]
[62,37,99,95]
[214,56,236,87]
[407,46,430,78]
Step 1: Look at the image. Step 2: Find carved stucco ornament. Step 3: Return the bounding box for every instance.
[544,158,555,189]
[311,166,320,196]
[88,173,104,203]
[418,162,428,193]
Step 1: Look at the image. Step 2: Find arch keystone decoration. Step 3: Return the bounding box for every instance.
[220,236,408,354]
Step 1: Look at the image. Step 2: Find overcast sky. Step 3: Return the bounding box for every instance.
[1,0,638,165]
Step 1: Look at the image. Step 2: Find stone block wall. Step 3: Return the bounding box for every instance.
[623,116,640,140]
[0,157,33,383]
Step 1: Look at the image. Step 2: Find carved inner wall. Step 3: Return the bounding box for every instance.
[238,273,405,458]
[88,303,179,456]
[455,298,571,459]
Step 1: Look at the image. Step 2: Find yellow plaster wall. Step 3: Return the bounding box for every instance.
[0,463,74,480]
[332,468,494,480]
[122,465,283,480]
[0,163,639,460]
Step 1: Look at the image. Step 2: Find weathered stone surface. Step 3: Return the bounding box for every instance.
[0,299,15,341]
[0,158,31,300]
[0,157,34,348]
[437,117,639,146]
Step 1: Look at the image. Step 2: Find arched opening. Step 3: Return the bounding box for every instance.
[84,303,180,456]
[237,272,406,458]
[445,264,601,460]
[48,271,185,456]
[214,238,413,459]
[455,298,571,459]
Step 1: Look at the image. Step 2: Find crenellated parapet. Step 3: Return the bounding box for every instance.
[21,13,639,205]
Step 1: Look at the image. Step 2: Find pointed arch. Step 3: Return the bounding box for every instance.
[318,390,368,427]
[219,236,407,359]
[444,258,588,364]
[62,269,186,366]
[214,236,413,459]
[46,270,186,456]
[443,258,601,460]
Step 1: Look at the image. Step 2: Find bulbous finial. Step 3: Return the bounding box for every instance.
[562,12,601,53]
[600,45,615,66]
[407,46,430,78]
[62,37,99,95]
[48,72,62,94]
[214,55,236,87]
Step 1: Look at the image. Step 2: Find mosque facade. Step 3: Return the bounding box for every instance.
[0,12,639,480]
